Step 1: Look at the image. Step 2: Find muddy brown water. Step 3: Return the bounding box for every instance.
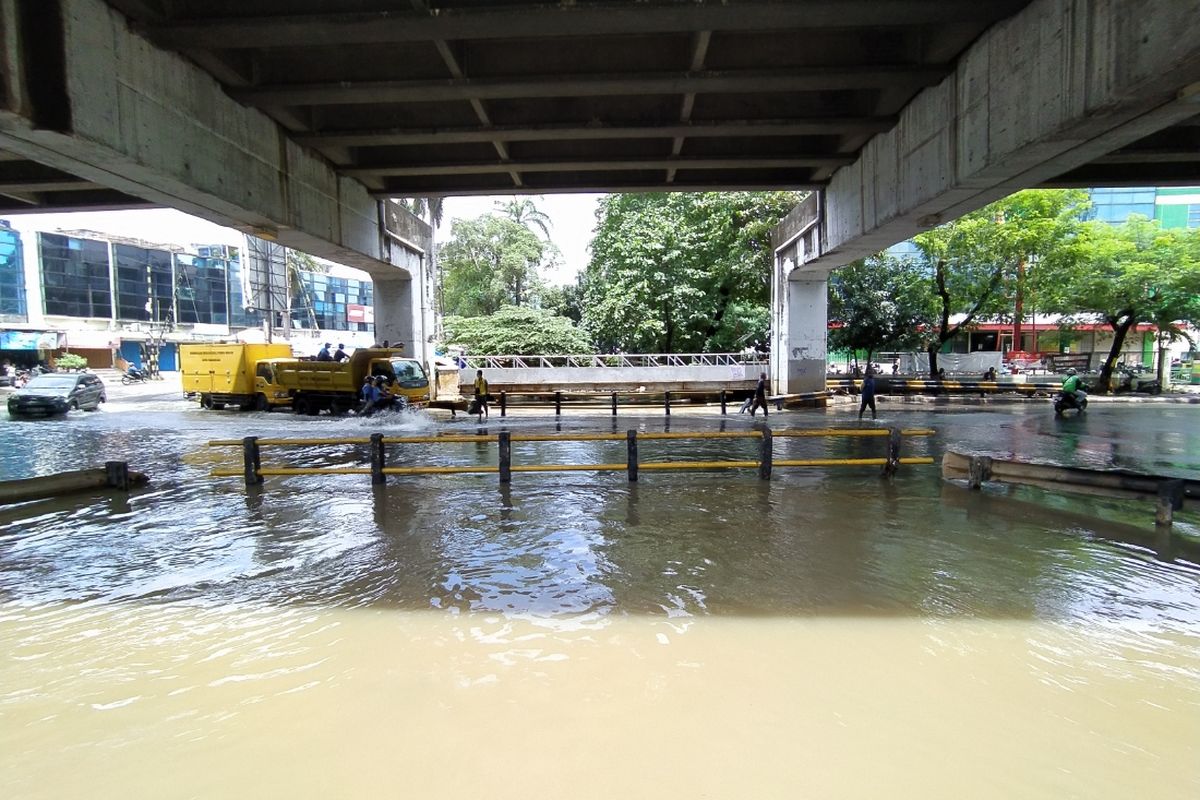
[1,400,1198,798]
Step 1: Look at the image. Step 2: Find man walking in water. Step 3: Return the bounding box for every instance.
[749,372,769,417]
[473,369,490,419]
[858,367,878,420]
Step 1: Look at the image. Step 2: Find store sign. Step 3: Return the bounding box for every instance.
[347,304,374,324]
[0,331,62,350]
[65,330,120,349]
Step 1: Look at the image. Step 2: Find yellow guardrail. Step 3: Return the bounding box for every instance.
[210,427,934,488]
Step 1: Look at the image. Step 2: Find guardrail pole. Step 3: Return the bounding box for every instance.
[720,390,727,415]
[884,427,902,477]
[759,427,773,480]
[627,430,638,482]
[105,460,130,490]
[555,391,562,417]
[500,391,507,417]
[242,436,263,486]
[1156,479,1184,528]
[370,433,386,485]
[499,431,512,484]
[664,391,671,416]
[611,392,618,416]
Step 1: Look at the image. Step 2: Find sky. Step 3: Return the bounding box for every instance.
[6,194,604,285]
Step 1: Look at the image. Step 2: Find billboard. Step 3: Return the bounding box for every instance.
[242,236,289,318]
[347,304,374,325]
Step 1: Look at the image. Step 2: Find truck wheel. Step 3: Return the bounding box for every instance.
[329,399,344,416]
[307,401,320,416]
[293,397,309,415]
[256,394,269,412]
[200,393,213,409]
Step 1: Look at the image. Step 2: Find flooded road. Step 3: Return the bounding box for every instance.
[1,397,1198,798]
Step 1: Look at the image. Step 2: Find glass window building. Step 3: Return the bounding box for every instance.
[39,233,112,318]
[113,243,175,323]
[1083,187,1157,223]
[293,272,373,332]
[0,222,25,320]
[175,252,229,325]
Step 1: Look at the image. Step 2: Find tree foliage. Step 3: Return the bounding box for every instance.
[1042,215,1200,390]
[828,255,934,362]
[582,191,801,353]
[442,306,592,355]
[438,214,551,317]
[495,198,552,239]
[909,189,1090,375]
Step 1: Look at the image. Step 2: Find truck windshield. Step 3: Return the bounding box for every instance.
[390,359,427,387]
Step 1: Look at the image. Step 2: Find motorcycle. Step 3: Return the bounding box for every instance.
[1053,388,1088,415]
[121,366,150,385]
[1115,366,1161,394]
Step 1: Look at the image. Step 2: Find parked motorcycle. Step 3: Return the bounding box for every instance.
[1053,389,1088,415]
[1115,366,1161,394]
[121,366,150,385]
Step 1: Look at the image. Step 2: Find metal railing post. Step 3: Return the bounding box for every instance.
[242,436,263,486]
[105,460,130,490]
[555,391,562,417]
[1156,479,1184,528]
[758,427,772,480]
[720,390,727,415]
[500,391,507,417]
[611,392,618,416]
[370,433,386,485]
[884,427,902,478]
[664,391,671,416]
[499,431,512,484]
[627,429,638,482]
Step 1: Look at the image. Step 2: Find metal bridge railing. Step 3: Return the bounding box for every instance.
[209,428,935,487]
[462,352,769,370]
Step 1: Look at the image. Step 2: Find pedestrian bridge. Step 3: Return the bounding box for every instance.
[455,353,768,393]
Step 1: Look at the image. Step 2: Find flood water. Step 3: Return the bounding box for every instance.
[1,397,1199,798]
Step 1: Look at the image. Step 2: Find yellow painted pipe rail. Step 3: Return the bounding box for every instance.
[214,425,935,487]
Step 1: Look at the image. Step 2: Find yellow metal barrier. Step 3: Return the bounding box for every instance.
[212,426,933,487]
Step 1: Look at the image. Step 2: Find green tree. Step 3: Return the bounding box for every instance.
[828,255,934,365]
[539,280,584,323]
[400,197,445,227]
[442,306,592,355]
[911,189,1089,376]
[1044,216,1200,391]
[438,214,548,317]
[583,191,800,353]
[495,198,552,239]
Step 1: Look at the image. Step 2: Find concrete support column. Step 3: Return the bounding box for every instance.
[784,278,827,395]
[372,278,416,355]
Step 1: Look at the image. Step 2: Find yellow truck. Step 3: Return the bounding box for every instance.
[179,343,293,411]
[274,348,430,415]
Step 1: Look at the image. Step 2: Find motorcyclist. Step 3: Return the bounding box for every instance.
[1061,368,1085,405]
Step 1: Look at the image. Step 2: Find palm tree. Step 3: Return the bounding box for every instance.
[402,196,445,227]
[495,198,552,239]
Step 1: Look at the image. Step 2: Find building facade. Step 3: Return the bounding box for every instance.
[0,224,383,370]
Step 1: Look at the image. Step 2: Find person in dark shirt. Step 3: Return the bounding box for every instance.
[333,344,349,362]
[859,368,877,420]
[316,343,333,361]
[749,372,769,417]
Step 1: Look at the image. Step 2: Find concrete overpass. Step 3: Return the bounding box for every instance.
[0,1,1196,386]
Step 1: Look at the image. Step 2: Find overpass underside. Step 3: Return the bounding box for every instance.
[0,0,1193,389]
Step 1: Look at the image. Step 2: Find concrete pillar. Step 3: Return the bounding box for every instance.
[784,278,827,394]
[372,278,416,355]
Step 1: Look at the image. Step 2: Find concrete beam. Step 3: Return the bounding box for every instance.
[800,0,1200,271]
[140,1,1029,50]
[346,156,855,179]
[295,118,898,149]
[228,67,950,108]
[0,0,418,280]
